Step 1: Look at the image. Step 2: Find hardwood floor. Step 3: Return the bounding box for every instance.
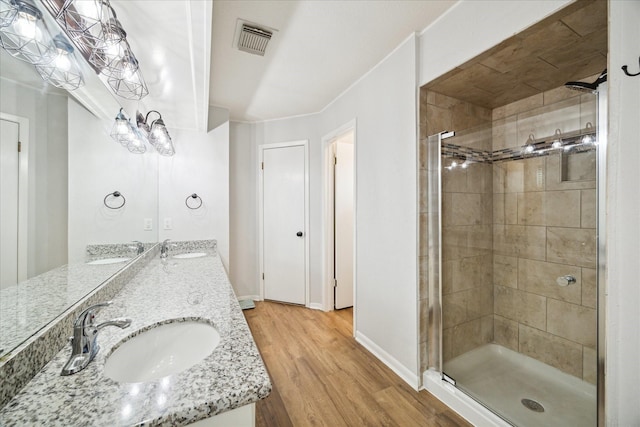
[244,301,472,427]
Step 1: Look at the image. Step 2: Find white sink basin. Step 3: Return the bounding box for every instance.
[173,252,207,259]
[87,257,131,265]
[104,320,220,383]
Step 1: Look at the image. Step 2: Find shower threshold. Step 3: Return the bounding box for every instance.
[443,344,596,427]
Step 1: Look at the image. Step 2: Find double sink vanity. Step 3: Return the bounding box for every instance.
[0,241,271,426]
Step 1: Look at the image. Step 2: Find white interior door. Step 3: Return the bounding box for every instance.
[262,144,306,304]
[1,118,20,289]
[334,140,354,309]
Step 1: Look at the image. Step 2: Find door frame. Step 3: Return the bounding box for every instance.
[321,119,357,315]
[1,112,29,283]
[258,140,310,306]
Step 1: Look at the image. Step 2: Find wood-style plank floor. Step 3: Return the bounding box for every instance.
[244,301,472,427]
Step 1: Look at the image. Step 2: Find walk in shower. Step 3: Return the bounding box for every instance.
[418,3,607,425]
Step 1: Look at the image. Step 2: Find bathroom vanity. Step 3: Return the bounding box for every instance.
[0,241,271,426]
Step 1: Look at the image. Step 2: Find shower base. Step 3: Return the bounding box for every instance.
[443,344,596,427]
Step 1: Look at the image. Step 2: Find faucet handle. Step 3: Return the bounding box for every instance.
[74,301,112,329]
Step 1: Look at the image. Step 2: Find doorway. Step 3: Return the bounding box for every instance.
[322,121,356,313]
[259,141,309,306]
[0,113,28,289]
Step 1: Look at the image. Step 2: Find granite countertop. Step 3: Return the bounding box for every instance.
[0,252,271,426]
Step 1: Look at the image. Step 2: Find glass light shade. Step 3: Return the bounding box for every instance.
[106,62,148,100]
[0,0,18,28]
[57,0,124,50]
[149,118,175,156]
[0,0,56,64]
[124,128,147,154]
[90,37,135,76]
[35,35,84,90]
[110,109,136,145]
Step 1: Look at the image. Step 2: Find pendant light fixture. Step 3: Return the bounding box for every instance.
[0,0,56,65]
[110,108,147,154]
[0,0,18,27]
[56,0,123,51]
[35,34,84,90]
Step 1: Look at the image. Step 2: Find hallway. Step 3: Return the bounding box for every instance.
[244,301,471,426]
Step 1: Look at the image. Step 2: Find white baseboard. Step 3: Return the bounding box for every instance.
[308,302,325,311]
[422,370,510,427]
[355,331,420,391]
[236,294,260,301]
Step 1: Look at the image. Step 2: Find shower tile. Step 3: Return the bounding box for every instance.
[443,292,468,329]
[581,268,597,309]
[504,161,525,193]
[420,299,429,345]
[504,93,543,118]
[447,317,493,359]
[443,168,467,193]
[468,286,493,320]
[452,255,492,293]
[546,154,596,191]
[426,105,452,135]
[493,224,546,260]
[581,189,596,228]
[419,256,428,298]
[522,157,546,192]
[546,190,581,227]
[450,193,482,226]
[427,90,459,109]
[494,315,519,352]
[492,105,506,121]
[547,227,597,268]
[516,97,581,143]
[518,259,582,304]
[419,139,428,170]
[442,226,468,261]
[419,170,428,213]
[505,194,518,224]
[442,260,454,295]
[580,93,597,129]
[519,324,583,378]
[543,85,580,105]
[583,347,597,385]
[419,213,429,257]
[493,254,518,288]
[493,163,506,193]
[517,192,545,225]
[493,194,505,224]
[466,163,492,194]
[564,151,597,182]
[547,299,596,347]
[467,225,493,255]
[494,285,546,330]
[492,116,518,151]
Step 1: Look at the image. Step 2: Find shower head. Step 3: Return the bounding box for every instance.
[565,69,607,93]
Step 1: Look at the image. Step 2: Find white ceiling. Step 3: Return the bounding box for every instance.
[210,0,457,122]
[2,1,457,130]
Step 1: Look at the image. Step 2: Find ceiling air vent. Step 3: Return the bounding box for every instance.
[237,24,272,56]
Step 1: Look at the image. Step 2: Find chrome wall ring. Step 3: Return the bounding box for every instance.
[104,191,126,209]
[185,193,202,209]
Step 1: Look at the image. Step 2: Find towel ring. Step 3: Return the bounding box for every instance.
[185,193,203,209]
[104,191,126,209]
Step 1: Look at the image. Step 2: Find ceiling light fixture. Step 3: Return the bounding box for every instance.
[0,0,56,65]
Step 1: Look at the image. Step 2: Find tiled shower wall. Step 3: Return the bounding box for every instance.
[419,84,597,383]
[419,91,494,372]
[491,87,597,383]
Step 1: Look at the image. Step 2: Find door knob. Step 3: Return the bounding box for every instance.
[296,231,303,237]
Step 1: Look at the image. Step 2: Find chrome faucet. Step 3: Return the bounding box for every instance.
[160,239,176,259]
[131,240,145,255]
[61,301,131,376]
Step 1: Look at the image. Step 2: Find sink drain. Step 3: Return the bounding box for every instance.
[521,398,545,413]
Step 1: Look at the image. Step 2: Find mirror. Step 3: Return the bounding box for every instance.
[0,38,158,356]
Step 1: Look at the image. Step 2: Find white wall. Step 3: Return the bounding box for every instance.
[158,122,230,269]
[229,36,420,386]
[229,121,258,298]
[606,1,640,424]
[68,99,158,262]
[0,79,68,277]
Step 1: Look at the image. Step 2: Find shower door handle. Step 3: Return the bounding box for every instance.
[556,275,576,287]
